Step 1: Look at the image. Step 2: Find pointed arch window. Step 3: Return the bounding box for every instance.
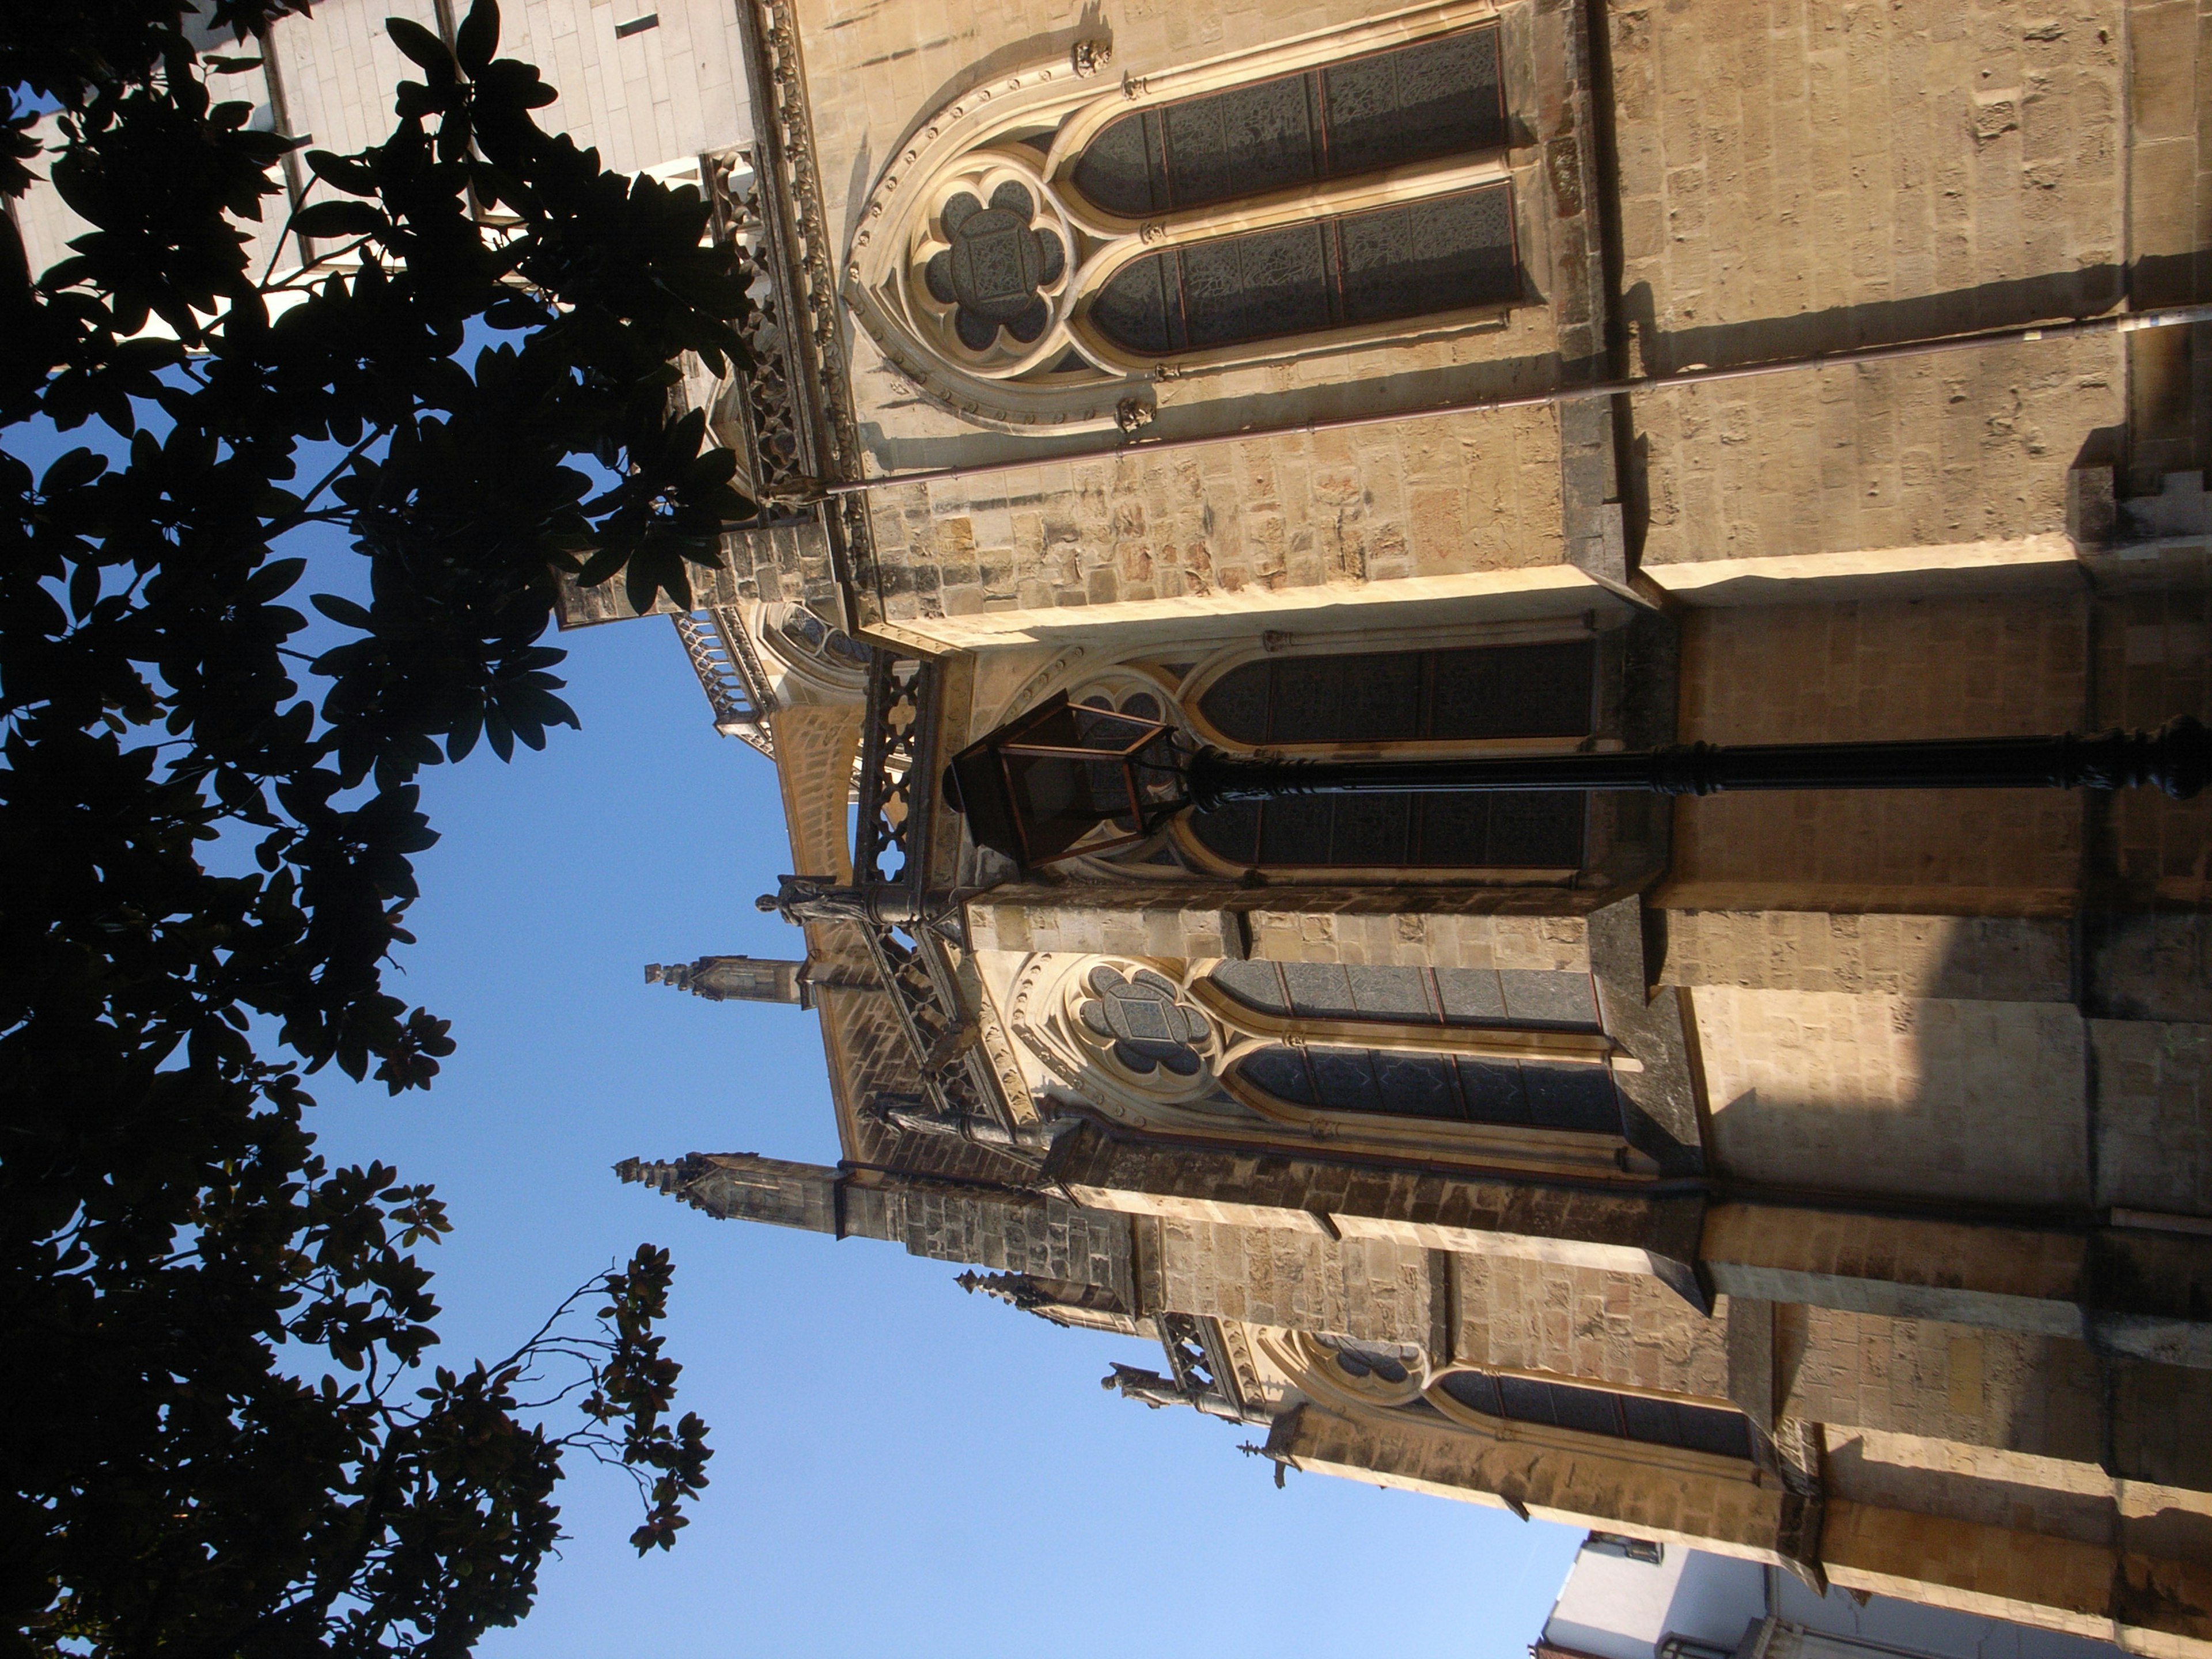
[844,5,1529,433]
[1070,26,1508,216]
[1182,639,1595,875]
[1434,1372,1755,1461]
[1201,960,1626,1138]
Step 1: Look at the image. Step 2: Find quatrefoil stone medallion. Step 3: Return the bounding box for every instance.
[926,182,1066,350]
[1078,964,1206,1077]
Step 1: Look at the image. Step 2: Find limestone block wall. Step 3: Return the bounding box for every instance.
[1780,1306,2107,1464]
[1691,984,2089,1205]
[1277,1399,1790,1556]
[964,885,1602,966]
[1151,1218,1435,1346]
[1658,910,2075,1000]
[1608,0,2128,570]
[1451,1255,1732,1398]
[1665,595,2090,911]
[2093,1020,2212,1215]
[1824,1426,2124,1548]
[859,418,1570,626]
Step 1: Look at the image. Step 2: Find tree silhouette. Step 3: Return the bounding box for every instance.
[2,0,743,1647]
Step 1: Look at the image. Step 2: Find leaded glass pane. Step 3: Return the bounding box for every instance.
[1620,1395,1681,1445]
[1497,970,1601,1028]
[1337,185,1517,325]
[1373,1050,1457,1119]
[1547,1382,1627,1438]
[1306,1046,1384,1113]
[1178,224,1335,349]
[1520,1064,1620,1134]
[1674,1404,1756,1461]
[1209,959,1289,1015]
[1495,1374,1560,1426]
[1335,650,1425,744]
[1346,964,1438,1023]
[1481,790,1586,867]
[1327,791,1415,865]
[1438,1370,1503,1416]
[1456,1058,1531,1126]
[1071,109,1165,217]
[1427,641,1595,739]
[1322,27,1506,175]
[1256,797,1335,866]
[1239,1046,1314,1105]
[1434,968,1509,1024]
[1090,253,1176,356]
[1162,74,1319,207]
[1190,800,1262,864]
[1071,28,1504,218]
[1196,661,1271,743]
[1280,961,1359,1021]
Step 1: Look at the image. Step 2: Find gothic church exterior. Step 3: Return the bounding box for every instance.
[609,0,2212,1646]
[71,0,2210,1643]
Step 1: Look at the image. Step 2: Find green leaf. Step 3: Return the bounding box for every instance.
[387,16,456,75]
[312,593,374,628]
[454,0,500,72]
[305,149,381,195]
[294,200,386,238]
[39,447,107,494]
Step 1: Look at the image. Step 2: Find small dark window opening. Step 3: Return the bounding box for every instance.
[614,12,660,37]
[1436,1373,1755,1461]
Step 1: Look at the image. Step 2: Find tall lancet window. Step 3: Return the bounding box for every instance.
[1202,960,1624,1138]
[1182,639,1595,875]
[842,5,1529,433]
[1072,29,1516,357]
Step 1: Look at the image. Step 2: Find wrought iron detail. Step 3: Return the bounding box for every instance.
[751,650,1022,1140]
[671,607,776,757]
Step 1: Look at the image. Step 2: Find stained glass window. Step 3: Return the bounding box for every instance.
[1188,641,1594,871]
[1071,26,1517,358]
[1089,187,1517,357]
[1071,27,1508,217]
[1434,1372,1755,1461]
[1234,1045,1622,1132]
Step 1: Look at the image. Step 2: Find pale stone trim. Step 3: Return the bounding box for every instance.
[866,563,1615,651]
[1642,535,2084,605]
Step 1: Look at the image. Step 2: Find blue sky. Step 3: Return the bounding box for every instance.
[300,612,1587,1656]
[6,380,1580,1654]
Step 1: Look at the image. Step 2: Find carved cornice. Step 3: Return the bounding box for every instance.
[732,0,885,626]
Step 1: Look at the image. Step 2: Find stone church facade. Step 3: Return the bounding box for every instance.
[609,0,2212,1647]
[67,0,2209,1643]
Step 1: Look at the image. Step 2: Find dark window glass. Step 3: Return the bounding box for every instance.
[1089,185,1516,357]
[1071,26,1506,217]
[1437,1372,1753,1460]
[1236,1045,1622,1134]
[1192,785,1584,870]
[1186,641,1593,871]
[1200,641,1594,746]
[1206,962,1600,1033]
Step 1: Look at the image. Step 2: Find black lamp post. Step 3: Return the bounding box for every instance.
[942,693,2212,874]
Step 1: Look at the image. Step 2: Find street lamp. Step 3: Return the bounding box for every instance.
[942,696,2211,874]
